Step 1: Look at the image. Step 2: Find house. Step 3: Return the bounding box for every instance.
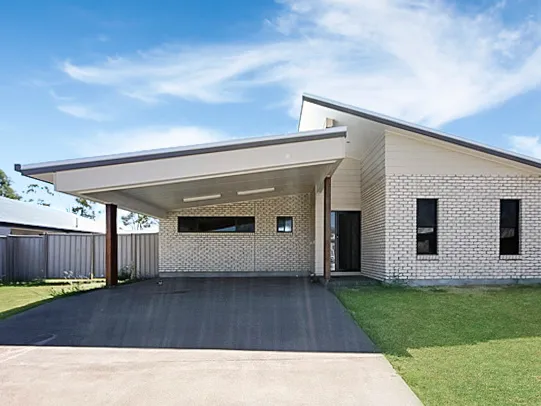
[14,95,541,286]
[0,196,103,235]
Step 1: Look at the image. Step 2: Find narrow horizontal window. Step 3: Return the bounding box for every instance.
[277,216,293,233]
[178,217,255,233]
[417,199,438,255]
[500,200,520,255]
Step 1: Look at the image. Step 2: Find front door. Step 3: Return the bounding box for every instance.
[331,211,360,272]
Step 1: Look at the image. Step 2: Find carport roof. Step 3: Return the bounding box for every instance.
[15,127,346,176]
[15,127,347,218]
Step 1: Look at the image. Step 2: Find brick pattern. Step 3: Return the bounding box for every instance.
[159,194,313,273]
[386,175,541,281]
[360,177,386,280]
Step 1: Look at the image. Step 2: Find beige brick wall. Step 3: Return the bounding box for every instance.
[360,133,387,280]
[159,193,313,274]
[360,177,386,280]
[386,175,541,281]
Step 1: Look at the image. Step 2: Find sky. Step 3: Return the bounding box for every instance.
[1,0,541,223]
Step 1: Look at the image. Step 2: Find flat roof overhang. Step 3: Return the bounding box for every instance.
[16,127,347,218]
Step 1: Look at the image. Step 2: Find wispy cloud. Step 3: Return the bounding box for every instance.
[57,104,109,121]
[77,126,225,156]
[508,135,541,159]
[61,0,541,126]
[49,89,73,101]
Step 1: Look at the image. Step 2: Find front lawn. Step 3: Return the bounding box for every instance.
[0,281,104,319]
[337,285,541,406]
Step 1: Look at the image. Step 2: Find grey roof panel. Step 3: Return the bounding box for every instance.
[0,196,103,233]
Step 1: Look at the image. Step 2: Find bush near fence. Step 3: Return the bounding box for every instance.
[0,233,158,282]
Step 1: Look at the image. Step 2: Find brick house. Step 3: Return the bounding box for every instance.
[16,95,541,286]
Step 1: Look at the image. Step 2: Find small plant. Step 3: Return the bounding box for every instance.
[118,263,136,281]
[50,283,82,297]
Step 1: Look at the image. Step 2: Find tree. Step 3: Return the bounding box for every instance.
[0,169,21,200]
[121,212,157,230]
[71,197,97,220]
[23,183,54,206]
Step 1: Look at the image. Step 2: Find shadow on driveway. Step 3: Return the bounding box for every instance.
[0,277,377,353]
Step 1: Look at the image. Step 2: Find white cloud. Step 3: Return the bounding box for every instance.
[49,89,73,101]
[508,135,541,159]
[77,126,225,156]
[61,0,541,126]
[57,104,109,121]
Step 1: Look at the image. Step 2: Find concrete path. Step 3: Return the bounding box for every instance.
[0,278,421,405]
[0,346,421,405]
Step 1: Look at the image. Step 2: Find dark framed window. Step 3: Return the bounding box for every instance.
[500,200,520,255]
[277,216,293,233]
[417,199,438,255]
[178,217,255,233]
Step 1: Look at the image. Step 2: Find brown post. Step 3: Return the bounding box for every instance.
[105,204,118,287]
[323,176,332,281]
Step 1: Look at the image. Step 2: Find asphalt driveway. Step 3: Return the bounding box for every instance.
[0,277,376,352]
[0,278,421,405]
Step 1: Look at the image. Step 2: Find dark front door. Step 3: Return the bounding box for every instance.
[332,211,360,272]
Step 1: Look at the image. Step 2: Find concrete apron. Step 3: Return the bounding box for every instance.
[0,346,422,406]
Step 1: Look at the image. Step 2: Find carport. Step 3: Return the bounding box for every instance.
[15,127,347,285]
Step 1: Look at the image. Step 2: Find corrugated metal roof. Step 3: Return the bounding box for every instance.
[0,196,104,233]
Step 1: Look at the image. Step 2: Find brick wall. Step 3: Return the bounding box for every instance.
[159,193,313,274]
[386,175,541,281]
[360,133,387,280]
[360,177,386,280]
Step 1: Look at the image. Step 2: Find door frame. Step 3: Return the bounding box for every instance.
[331,210,361,273]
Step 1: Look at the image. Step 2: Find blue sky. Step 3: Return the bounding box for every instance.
[1,0,541,217]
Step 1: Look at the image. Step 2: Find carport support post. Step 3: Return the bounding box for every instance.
[105,204,118,287]
[323,176,332,281]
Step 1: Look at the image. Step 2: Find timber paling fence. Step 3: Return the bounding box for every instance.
[0,233,158,282]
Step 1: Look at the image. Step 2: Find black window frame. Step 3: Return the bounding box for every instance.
[276,216,293,233]
[177,216,255,233]
[499,199,520,255]
[416,199,438,255]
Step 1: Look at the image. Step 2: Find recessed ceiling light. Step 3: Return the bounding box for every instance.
[183,194,221,203]
[237,187,275,196]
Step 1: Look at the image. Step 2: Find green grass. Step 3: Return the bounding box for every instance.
[0,281,104,319]
[337,285,541,406]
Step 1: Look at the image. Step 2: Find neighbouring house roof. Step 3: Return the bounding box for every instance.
[0,196,104,234]
[301,94,541,170]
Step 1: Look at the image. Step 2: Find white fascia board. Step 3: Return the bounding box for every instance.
[55,137,347,194]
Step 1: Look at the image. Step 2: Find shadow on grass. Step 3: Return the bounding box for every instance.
[0,298,57,320]
[336,284,541,357]
[0,283,105,320]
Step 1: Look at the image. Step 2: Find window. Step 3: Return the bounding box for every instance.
[417,199,438,255]
[500,200,520,255]
[178,217,255,233]
[277,216,293,233]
